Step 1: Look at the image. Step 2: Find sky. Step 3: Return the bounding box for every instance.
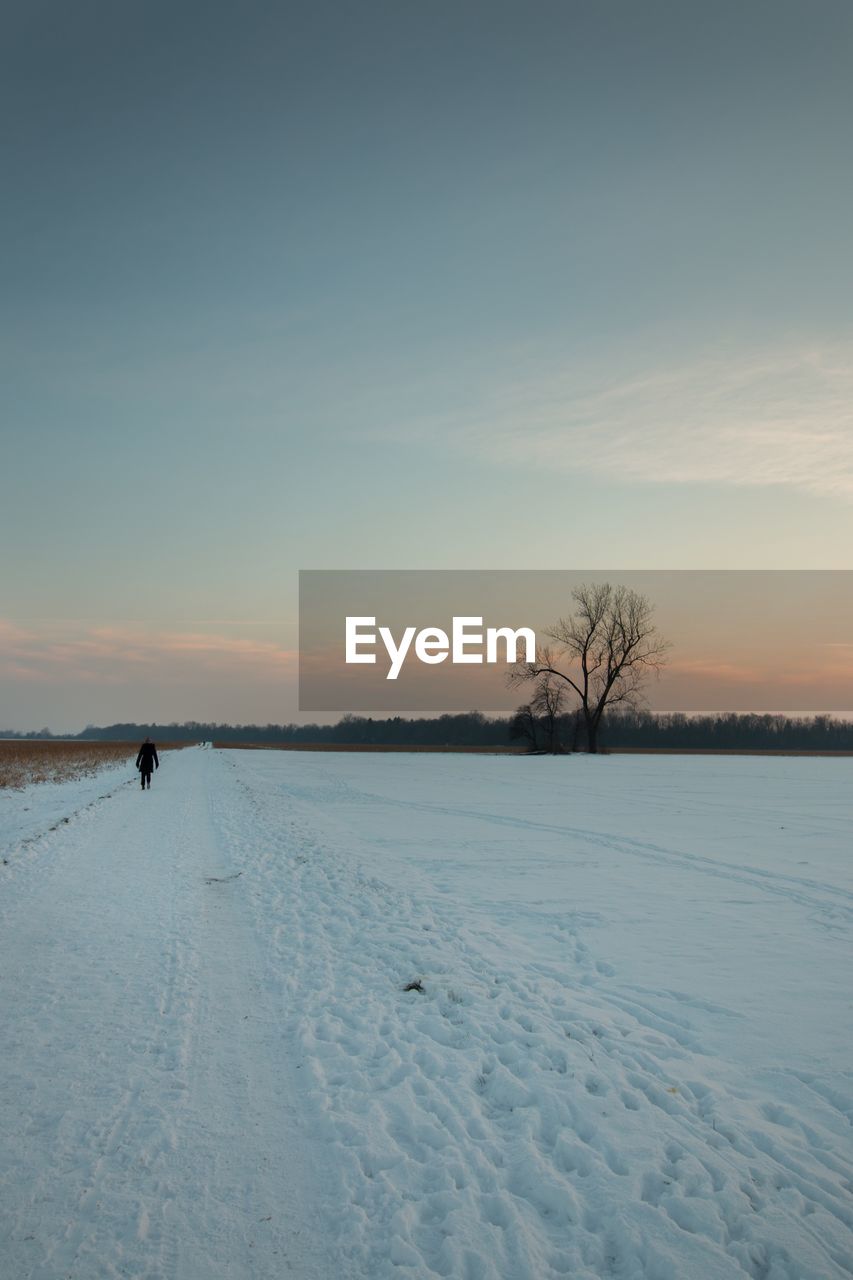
[2,0,852,730]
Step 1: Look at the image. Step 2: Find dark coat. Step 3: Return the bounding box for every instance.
[136,741,159,772]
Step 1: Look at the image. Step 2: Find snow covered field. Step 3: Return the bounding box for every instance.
[1,747,851,1279]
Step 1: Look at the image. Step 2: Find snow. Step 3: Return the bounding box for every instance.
[1,747,852,1279]
[0,754,137,853]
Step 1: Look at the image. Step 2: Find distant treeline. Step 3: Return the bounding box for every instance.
[600,710,853,752]
[3,710,853,751]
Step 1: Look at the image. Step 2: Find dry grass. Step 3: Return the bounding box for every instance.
[0,741,190,790]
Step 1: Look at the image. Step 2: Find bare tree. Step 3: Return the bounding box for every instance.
[530,672,567,753]
[509,582,670,753]
[509,704,539,752]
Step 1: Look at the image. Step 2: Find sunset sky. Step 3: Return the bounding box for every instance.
[2,1,852,731]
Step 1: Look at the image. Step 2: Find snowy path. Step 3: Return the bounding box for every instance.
[1,747,852,1279]
[0,749,334,1280]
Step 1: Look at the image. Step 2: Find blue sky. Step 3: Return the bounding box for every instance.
[2,1,852,728]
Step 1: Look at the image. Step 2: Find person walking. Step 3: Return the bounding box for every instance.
[136,736,159,790]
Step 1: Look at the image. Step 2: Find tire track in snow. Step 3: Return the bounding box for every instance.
[304,776,853,927]
[0,753,203,1279]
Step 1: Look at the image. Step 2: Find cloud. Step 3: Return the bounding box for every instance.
[0,620,297,687]
[666,657,767,685]
[397,342,853,498]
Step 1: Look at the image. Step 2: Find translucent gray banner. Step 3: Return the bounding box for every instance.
[298,570,853,715]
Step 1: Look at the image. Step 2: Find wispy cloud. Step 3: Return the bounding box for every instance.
[668,649,853,689]
[397,342,853,498]
[666,657,768,685]
[0,621,296,686]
